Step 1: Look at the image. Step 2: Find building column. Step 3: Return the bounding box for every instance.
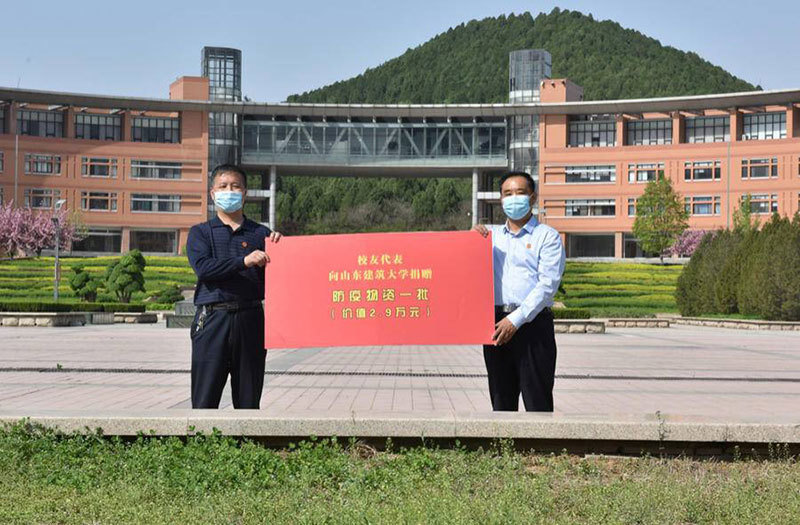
[121,227,131,253]
[729,109,741,142]
[616,115,626,146]
[471,168,479,226]
[269,165,277,229]
[65,107,76,139]
[614,231,623,259]
[121,111,131,142]
[787,104,797,138]
[672,112,683,144]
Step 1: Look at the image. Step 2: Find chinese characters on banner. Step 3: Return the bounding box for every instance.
[264,231,494,348]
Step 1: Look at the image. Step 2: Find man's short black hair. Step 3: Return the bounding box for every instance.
[498,171,536,194]
[211,164,248,188]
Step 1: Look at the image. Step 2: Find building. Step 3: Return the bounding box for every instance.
[0,47,798,257]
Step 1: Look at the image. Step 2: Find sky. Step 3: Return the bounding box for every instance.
[2,0,798,102]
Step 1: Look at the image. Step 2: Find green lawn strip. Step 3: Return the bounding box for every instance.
[0,427,797,524]
[1,258,683,317]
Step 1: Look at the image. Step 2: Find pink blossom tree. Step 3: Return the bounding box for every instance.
[665,229,714,258]
[0,202,85,258]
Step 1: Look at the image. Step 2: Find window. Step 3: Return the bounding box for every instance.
[685,116,729,143]
[131,194,181,213]
[0,107,5,134]
[75,114,121,141]
[24,153,61,175]
[565,165,615,183]
[130,230,177,253]
[132,117,180,143]
[24,188,61,209]
[567,234,615,257]
[71,228,122,253]
[130,160,182,179]
[627,163,664,183]
[627,119,672,145]
[81,157,117,178]
[684,160,721,181]
[684,195,721,216]
[17,109,64,137]
[0,187,3,206]
[627,198,636,217]
[81,191,118,212]
[566,199,616,217]
[0,151,3,172]
[742,112,786,141]
[745,194,778,214]
[742,158,778,179]
[209,112,239,142]
[568,116,616,147]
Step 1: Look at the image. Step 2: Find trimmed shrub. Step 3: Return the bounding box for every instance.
[551,307,591,319]
[68,265,102,302]
[0,301,145,313]
[104,250,147,303]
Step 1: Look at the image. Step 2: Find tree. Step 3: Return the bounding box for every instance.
[0,203,85,258]
[632,173,688,262]
[104,250,147,303]
[69,265,101,302]
[732,194,759,234]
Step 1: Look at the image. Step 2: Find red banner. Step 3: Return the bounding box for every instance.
[264,231,495,349]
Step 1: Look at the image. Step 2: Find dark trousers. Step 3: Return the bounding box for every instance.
[483,308,557,412]
[190,305,266,409]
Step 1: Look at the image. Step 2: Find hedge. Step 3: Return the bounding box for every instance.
[676,214,800,321]
[551,307,591,319]
[0,301,146,313]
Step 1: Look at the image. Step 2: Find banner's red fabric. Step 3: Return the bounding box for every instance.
[264,231,495,348]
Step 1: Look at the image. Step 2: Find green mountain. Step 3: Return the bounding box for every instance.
[264,9,757,234]
[288,9,756,104]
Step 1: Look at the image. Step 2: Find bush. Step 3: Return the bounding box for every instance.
[551,307,591,319]
[68,265,101,302]
[147,284,184,305]
[676,214,800,321]
[104,250,147,303]
[0,301,145,313]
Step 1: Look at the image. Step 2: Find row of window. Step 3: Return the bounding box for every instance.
[567,112,788,147]
[71,229,177,254]
[562,194,783,218]
[0,154,186,179]
[555,157,790,184]
[22,189,183,213]
[6,110,180,143]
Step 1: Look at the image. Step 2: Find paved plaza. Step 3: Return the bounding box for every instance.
[0,323,798,420]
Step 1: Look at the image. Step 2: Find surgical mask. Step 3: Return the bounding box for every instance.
[213,191,243,213]
[502,194,531,220]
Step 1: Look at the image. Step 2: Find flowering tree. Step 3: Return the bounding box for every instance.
[664,229,713,258]
[0,203,85,258]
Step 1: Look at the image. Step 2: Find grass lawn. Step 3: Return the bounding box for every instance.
[0,257,682,316]
[0,425,798,524]
[557,262,682,318]
[0,256,196,310]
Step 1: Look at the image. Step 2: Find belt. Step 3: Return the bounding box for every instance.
[495,304,519,313]
[206,299,263,311]
[495,305,552,315]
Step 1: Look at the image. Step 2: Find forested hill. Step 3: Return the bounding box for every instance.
[267,9,756,235]
[288,9,756,104]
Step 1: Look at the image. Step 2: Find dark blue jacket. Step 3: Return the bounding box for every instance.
[186,216,272,305]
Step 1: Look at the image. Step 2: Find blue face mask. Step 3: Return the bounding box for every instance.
[213,191,243,213]
[502,194,531,220]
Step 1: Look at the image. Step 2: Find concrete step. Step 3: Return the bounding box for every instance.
[165,314,193,328]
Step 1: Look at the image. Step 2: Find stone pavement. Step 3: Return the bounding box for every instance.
[1,323,798,420]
